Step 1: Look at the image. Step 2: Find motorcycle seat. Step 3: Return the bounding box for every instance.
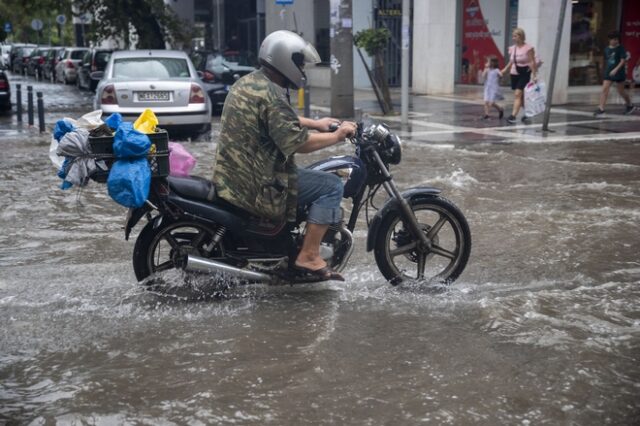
[167,175,288,237]
[167,175,216,203]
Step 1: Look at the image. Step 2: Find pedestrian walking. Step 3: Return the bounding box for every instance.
[500,28,538,124]
[481,57,504,120]
[593,31,636,117]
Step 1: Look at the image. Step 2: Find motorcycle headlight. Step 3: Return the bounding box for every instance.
[382,133,402,165]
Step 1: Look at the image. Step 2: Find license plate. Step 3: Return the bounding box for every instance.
[137,91,170,101]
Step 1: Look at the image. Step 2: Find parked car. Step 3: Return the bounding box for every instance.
[77,48,113,91]
[27,46,52,79]
[12,45,36,75]
[190,50,256,111]
[0,70,11,113]
[55,47,89,84]
[1,45,11,69]
[42,47,65,82]
[8,44,35,71]
[94,50,211,137]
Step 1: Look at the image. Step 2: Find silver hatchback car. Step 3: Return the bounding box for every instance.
[94,50,212,137]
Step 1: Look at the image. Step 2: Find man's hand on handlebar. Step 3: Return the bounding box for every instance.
[335,121,357,140]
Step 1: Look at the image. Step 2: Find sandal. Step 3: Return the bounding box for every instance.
[292,264,345,282]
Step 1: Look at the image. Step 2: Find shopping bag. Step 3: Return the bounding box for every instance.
[524,80,546,117]
[134,109,159,134]
[168,142,197,177]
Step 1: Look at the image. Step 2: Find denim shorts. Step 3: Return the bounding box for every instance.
[297,167,343,224]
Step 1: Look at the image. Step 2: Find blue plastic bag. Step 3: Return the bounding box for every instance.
[105,113,123,130]
[107,158,151,208]
[53,119,76,142]
[113,122,151,159]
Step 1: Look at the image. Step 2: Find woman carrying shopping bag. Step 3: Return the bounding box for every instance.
[500,28,539,124]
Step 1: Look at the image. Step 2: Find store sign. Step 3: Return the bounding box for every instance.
[275,0,293,4]
[460,0,506,84]
[621,1,640,83]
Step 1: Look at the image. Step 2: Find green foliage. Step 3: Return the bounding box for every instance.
[0,0,74,44]
[0,0,191,48]
[353,27,391,57]
[75,0,192,49]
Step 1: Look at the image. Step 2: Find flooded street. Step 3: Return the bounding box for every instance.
[1,77,639,424]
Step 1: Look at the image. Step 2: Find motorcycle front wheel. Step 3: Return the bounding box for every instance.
[132,218,222,282]
[374,196,471,286]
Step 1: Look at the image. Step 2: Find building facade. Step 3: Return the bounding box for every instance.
[181,0,639,101]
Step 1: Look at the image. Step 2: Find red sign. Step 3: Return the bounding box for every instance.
[621,0,640,83]
[460,0,505,84]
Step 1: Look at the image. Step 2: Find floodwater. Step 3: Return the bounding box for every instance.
[1,76,639,425]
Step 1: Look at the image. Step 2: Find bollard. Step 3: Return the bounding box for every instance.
[303,79,310,118]
[304,83,311,118]
[37,92,45,133]
[16,84,22,123]
[27,85,34,126]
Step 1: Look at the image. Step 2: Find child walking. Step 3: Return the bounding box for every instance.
[594,31,636,116]
[482,57,504,120]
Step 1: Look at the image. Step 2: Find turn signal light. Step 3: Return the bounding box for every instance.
[189,84,205,103]
[100,85,117,105]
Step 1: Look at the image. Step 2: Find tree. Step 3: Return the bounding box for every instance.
[354,27,393,114]
[74,0,191,49]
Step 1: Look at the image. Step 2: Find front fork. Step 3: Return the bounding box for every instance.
[373,151,432,252]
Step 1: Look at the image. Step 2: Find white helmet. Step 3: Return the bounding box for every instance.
[258,30,321,89]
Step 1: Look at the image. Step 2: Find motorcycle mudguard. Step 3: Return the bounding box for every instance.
[125,205,152,241]
[366,187,442,252]
[306,155,367,199]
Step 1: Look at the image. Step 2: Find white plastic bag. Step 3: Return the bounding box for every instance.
[75,110,103,130]
[524,80,546,118]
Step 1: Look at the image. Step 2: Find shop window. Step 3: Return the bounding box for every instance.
[569,0,622,85]
[314,0,330,65]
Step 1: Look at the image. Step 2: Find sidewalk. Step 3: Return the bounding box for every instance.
[296,84,640,144]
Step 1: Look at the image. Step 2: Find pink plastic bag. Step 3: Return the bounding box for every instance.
[168,142,197,177]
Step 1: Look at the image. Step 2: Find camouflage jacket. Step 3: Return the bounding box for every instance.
[213,69,308,221]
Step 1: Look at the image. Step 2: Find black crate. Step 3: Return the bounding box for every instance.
[89,130,170,183]
[89,130,169,155]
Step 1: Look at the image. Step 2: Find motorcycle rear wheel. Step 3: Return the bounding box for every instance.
[374,196,471,286]
[133,219,222,282]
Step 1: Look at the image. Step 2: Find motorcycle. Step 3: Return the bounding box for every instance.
[124,122,471,288]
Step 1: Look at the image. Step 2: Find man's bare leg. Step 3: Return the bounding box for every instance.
[295,223,329,271]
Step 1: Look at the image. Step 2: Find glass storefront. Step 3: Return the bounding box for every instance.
[457,0,640,86]
[569,0,622,85]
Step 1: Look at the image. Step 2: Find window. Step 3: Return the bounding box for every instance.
[113,58,191,79]
[314,0,330,64]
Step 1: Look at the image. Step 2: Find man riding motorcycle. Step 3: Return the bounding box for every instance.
[213,30,357,281]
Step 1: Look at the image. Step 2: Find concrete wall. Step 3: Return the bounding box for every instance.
[517,0,572,104]
[264,0,373,89]
[412,0,457,94]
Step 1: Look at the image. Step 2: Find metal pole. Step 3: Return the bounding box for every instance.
[330,0,354,118]
[542,0,569,132]
[27,86,34,126]
[304,79,310,118]
[16,84,22,123]
[401,0,410,125]
[37,92,45,132]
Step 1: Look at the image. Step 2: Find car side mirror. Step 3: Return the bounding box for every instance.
[90,71,104,80]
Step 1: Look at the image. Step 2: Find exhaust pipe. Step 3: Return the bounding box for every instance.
[183,255,274,283]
